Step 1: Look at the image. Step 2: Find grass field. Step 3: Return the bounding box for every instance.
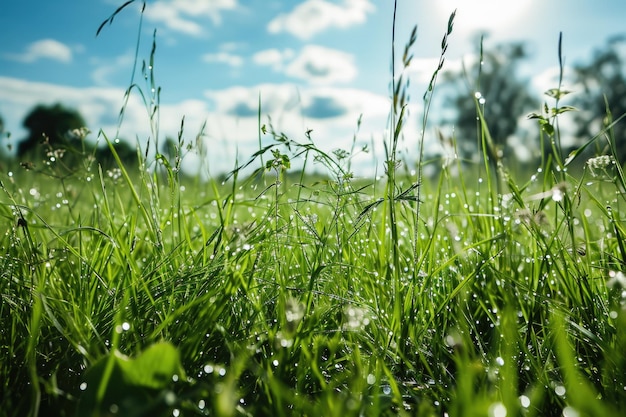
[2,5,626,417]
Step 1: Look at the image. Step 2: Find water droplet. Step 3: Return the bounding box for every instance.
[519,395,530,408]
[554,385,566,397]
[488,402,507,417]
[164,391,177,405]
[562,406,580,417]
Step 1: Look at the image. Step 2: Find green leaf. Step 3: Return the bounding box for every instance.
[544,88,573,100]
[77,342,185,416]
[551,105,578,115]
[121,342,184,389]
[540,120,554,135]
[96,0,136,37]
[447,10,456,35]
[526,112,545,120]
[552,314,620,417]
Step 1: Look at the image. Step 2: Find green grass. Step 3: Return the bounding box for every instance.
[2,4,626,417]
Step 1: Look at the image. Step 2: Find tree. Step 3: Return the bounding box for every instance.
[442,40,538,163]
[18,103,86,157]
[572,35,626,163]
[95,139,139,169]
[0,113,7,161]
[0,113,5,153]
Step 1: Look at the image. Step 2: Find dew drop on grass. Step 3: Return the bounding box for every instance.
[382,385,391,395]
[562,406,580,417]
[554,385,566,397]
[519,395,530,408]
[488,402,507,417]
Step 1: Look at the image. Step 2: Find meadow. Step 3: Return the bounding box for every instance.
[2,5,626,417]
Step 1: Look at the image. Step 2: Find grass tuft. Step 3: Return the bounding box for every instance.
[1,3,625,417]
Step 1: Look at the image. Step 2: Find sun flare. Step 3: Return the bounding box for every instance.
[436,0,534,35]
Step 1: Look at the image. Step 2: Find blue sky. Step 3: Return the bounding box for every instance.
[0,0,625,176]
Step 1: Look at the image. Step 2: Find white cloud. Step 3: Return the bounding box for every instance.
[202,83,396,175]
[91,53,135,86]
[253,46,358,85]
[406,57,446,85]
[144,3,203,36]
[219,42,247,52]
[268,0,375,40]
[144,0,239,36]
[300,87,389,120]
[285,45,357,85]
[0,76,152,147]
[433,0,536,37]
[0,76,411,177]
[5,39,73,63]
[530,65,578,99]
[205,84,299,116]
[202,52,244,68]
[253,48,295,71]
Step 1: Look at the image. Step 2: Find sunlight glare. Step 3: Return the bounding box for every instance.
[437,0,533,34]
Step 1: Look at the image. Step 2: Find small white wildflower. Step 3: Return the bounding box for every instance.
[551,182,567,202]
[285,298,304,324]
[107,168,122,181]
[68,127,91,141]
[46,148,66,161]
[343,306,370,330]
[587,155,614,177]
[284,298,305,334]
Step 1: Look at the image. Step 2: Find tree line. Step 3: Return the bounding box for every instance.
[439,35,626,170]
[1,36,625,175]
[0,103,184,176]
[0,102,142,174]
